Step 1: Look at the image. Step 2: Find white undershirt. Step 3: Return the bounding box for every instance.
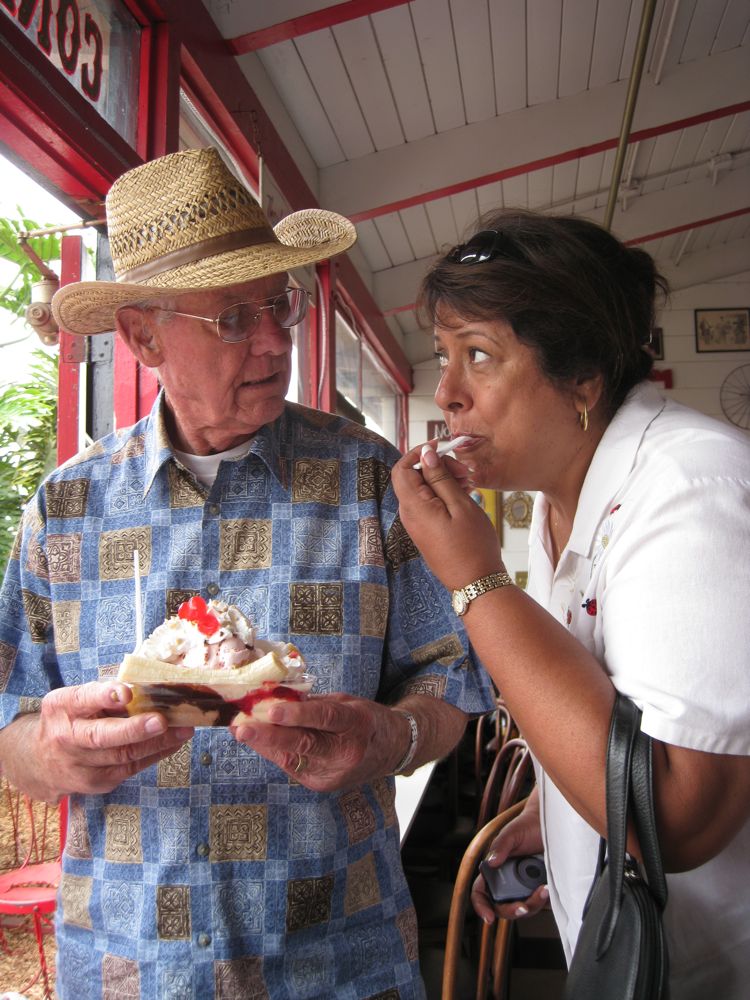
[172,440,253,488]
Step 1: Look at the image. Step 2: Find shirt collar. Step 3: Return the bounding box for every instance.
[142,391,288,497]
[566,380,666,557]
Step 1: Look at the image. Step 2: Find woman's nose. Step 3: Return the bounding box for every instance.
[434,367,468,411]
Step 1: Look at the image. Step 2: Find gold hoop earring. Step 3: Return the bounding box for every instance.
[579,403,589,432]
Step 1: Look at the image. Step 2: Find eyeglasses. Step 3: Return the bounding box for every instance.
[448,229,527,265]
[148,287,308,343]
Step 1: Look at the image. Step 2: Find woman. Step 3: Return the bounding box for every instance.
[391,211,750,997]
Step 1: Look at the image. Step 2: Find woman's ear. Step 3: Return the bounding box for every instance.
[575,373,605,412]
[115,306,164,368]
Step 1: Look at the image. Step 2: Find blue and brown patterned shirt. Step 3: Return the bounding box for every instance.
[0,394,493,1000]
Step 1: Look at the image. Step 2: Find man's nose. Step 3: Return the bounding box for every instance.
[248,315,293,355]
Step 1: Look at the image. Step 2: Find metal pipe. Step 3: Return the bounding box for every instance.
[603,0,658,231]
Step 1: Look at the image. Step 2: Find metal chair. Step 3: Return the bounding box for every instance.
[0,781,68,999]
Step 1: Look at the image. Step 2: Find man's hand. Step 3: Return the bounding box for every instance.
[231,693,412,791]
[0,682,194,803]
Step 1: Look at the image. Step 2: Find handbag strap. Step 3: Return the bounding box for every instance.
[596,693,667,957]
[630,724,668,907]
[596,693,638,956]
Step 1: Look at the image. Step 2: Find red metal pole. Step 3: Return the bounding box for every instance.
[57,236,83,465]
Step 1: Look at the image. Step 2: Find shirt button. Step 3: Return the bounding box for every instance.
[200,752,212,766]
[209,504,220,515]
[196,842,210,857]
[197,932,211,947]
[207,583,219,596]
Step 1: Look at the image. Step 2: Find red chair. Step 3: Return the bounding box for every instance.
[0,783,68,1000]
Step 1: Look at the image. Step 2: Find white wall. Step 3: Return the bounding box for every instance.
[406,271,750,578]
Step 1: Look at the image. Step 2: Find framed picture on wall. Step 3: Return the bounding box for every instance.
[694,308,750,353]
[646,326,664,360]
[469,489,503,544]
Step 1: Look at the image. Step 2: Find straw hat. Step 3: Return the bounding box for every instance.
[51,147,357,335]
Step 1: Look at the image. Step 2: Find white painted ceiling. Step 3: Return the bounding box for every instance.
[204,0,750,365]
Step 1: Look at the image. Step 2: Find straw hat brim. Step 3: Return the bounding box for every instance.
[51,209,356,336]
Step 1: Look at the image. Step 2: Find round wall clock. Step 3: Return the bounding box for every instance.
[720,364,750,430]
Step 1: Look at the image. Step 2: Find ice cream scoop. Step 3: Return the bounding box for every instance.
[412,435,472,470]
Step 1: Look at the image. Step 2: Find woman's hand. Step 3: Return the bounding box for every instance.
[391,442,504,590]
[471,790,548,924]
[0,682,194,803]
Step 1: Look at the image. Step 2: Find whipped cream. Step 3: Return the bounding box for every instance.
[138,599,261,671]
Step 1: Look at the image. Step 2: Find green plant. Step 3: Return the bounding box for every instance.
[0,211,61,321]
[0,349,58,568]
[0,211,62,570]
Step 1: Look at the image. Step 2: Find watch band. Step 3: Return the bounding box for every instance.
[391,710,419,775]
[452,571,514,616]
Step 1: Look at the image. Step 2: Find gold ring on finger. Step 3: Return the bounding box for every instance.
[294,753,307,774]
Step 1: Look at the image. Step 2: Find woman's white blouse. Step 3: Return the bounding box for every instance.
[526,381,750,999]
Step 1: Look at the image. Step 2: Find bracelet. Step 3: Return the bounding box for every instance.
[391,710,419,775]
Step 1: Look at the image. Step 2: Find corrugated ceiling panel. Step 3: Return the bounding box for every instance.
[372,5,436,142]
[452,0,497,123]
[527,0,562,105]
[590,0,633,87]
[295,31,374,159]
[477,180,506,216]
[551,159,579,205]
[400,205,438,260]
[502,173,530,207]
[425,198,461,249]
[373,213,415,266]
[491,0,528,114]
[258,42,344,166]
[333,18,404,151]
[558,0,598,98]
[411,0,465,132]
[528,166,554,208]
[658,0,698,77]
[682,0,729,63]
[714,0,750,52]
[355,219,392,272]
[450,188,482,238]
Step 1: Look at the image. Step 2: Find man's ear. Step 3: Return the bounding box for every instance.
[115,306,164,368]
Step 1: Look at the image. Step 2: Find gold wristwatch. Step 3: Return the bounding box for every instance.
[451,571,514,616]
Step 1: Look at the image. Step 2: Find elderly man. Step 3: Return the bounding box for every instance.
[0,148,493,999]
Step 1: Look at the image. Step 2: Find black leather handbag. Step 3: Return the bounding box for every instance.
[564,693,670,1000]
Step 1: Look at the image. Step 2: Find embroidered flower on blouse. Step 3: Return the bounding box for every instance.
[581,598,597,616]
[592,503,623,570]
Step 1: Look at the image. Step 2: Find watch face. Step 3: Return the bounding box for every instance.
[452,590,468,616]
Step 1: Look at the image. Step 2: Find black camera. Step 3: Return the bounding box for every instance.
[479,853,547,904]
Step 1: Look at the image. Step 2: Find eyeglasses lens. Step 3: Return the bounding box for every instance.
[216,289,308,343]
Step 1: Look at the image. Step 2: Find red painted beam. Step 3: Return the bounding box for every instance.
[227,0,410,55]
[349,100,750,223]
[625,206,750,245]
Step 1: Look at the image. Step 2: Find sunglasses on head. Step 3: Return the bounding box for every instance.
[448,229,527,265]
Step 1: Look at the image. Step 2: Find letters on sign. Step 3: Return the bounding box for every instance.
[1,0,104,102]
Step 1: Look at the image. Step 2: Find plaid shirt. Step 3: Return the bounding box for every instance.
[0,394,493,1000]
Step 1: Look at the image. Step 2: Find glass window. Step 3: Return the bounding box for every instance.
[335,312,400,446]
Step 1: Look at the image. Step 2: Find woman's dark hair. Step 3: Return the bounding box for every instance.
[418,209,669,417]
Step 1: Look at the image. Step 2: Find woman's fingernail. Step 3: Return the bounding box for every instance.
[540,885,549,901]
[486,852,498,865]
[109,687,121,703]
[421,444,439,468]
[515,905,528,917]
[145,715,166,735]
